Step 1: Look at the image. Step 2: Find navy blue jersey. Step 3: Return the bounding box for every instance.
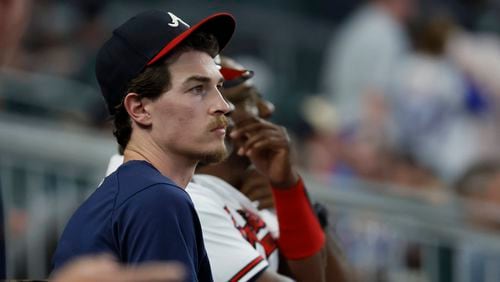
[52,160,213,281]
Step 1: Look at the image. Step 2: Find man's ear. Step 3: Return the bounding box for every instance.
[123,93,152,126]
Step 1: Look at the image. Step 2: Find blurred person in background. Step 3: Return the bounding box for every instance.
[32,0,111,126]
[446,14,500,175]
[384,151,441,191]
[0,0,31,67]
[387,12,483,182]
[23,0,111,126]
[454,160,500,282]
[319,0,416,185]
[0,0,107,127]
[297,96,345,182]
[0,0,31,278]
[321,0,414,139]
[52,9,236,281]
[297,95,442,191]
[454,160,500,231]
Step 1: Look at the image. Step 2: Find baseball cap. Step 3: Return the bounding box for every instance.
[220,67,254,89]
[96,10,236,114]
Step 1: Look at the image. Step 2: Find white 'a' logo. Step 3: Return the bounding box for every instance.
[167,12,189,28]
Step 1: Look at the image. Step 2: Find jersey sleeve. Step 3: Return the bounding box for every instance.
[113,184,211,282]
[188,183,268,282]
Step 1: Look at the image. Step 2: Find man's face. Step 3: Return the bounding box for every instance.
[148,50,231,163]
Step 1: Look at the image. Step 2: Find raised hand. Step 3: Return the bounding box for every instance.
[230,117,298,188]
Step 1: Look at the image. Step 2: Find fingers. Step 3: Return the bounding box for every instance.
[50,254,119,282]
[118,262,186,282]
[230,117,286,139]
[239,137,289,157]
[230,117,291,157]
[50,255,185,282]
[231,117,297,186]
[235,129,289,156]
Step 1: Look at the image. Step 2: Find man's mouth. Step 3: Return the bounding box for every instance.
[210,117,229,132]
[211,126,227,132]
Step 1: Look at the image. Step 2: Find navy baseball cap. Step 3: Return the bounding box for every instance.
[96,10,236,114]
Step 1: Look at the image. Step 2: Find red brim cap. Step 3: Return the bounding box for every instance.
[147,13,235,65]
[220,67,254,88]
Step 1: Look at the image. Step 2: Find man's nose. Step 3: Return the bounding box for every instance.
[213,90,232,115]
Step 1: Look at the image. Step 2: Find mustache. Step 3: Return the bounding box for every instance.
[208,116,229,130]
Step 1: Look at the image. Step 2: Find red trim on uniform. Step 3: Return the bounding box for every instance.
[260,233,278,257]
[229,256,265,282]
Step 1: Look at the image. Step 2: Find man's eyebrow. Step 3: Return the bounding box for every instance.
[182,75,224,86]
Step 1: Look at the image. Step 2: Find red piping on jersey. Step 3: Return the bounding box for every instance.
[229,256,265,282]
[260,233,278,257]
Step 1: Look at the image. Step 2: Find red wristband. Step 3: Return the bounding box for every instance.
[271,177,325,260]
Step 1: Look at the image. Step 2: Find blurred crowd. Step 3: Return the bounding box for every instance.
[4,0,500,194]
[303,0,500,197]
[4,0,500,190]
[0,0,110,127]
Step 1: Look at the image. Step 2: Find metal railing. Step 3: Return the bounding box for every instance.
[0,113,115,279]
[304,174,500,282]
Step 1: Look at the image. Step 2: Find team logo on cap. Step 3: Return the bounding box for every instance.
[167,12,189,28]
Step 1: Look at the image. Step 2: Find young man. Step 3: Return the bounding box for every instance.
[52,10,235,281]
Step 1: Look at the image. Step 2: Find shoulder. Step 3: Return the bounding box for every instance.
[115,160,175,188]
[112,161,190,209]
[112,182,199,244]
[119,182,194,216]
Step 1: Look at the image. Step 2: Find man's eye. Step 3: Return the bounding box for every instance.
[190,85,205,95]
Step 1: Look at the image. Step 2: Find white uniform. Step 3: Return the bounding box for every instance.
[187,174,279,282]
[105,155,280,282]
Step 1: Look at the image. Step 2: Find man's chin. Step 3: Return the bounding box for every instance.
[197,147,229,166]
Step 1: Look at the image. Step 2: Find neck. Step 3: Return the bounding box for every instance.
[196,153,249,189]
[124,140,197,189]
